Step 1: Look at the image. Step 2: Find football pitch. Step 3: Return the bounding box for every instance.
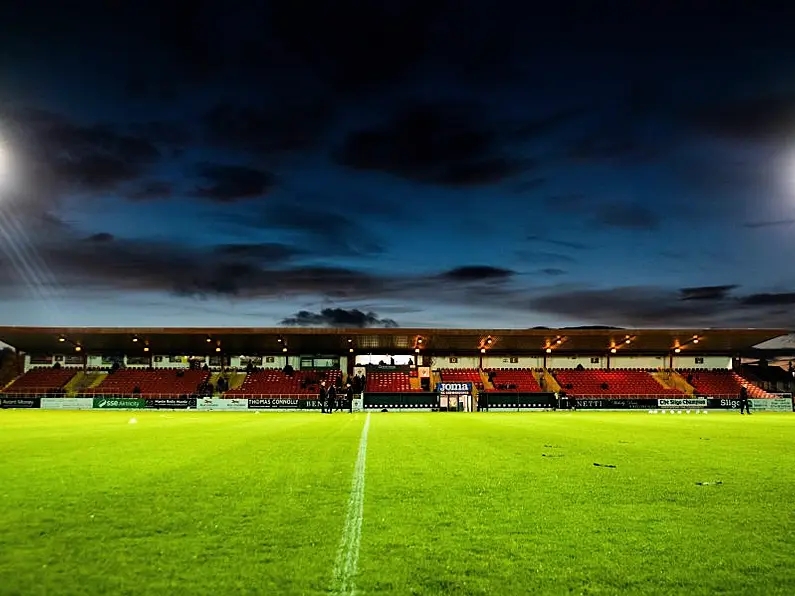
[1,411,794,595]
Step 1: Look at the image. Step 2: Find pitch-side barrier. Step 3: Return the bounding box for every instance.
[0,393,791,411]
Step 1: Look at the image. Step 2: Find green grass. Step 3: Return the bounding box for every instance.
[1,410,794,595]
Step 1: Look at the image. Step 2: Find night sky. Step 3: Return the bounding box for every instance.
[1,2,794,329]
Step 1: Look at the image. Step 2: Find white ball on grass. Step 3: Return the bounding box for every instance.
[129,418,138,424]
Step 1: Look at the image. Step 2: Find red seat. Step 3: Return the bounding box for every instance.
[681,369,771,398]
[3,368,77,394]
[226,369,342,396]
[486,368,542,392]
[552,369,683,398]
[83,368,208,397]
[366,371,415,392]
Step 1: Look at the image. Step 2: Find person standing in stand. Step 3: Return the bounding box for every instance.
[318,380,328,414]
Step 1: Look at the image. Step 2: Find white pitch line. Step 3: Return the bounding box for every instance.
[332,413,371,595]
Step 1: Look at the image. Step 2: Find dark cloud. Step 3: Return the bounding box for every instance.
[1,106,161,201]
[85,233,114,243]
[194,163,276,202]
[441,266,515,282]
[128,181,173,201]
[679,285,738,301]
[0,227,534,313]
[741,293,795,307]
[743,219,795,229]
[687,94,795,143]
[1,223,792,328]
[281,308,398,328]
[43,123,159,191]
[13,234,375,300]
[130,121,192,148]
[202,99,333,156]
[212,243,303,262]
[528,287,704,326]
[337,101,525,187]
[222,203,385,257]
[540,268,567,276]
[37,213,69,230]
[55,156,143,191]
[527,284,793,327]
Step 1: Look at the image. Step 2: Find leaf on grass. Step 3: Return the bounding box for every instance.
[593,463,617,468]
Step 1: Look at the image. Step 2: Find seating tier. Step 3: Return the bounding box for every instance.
[83,369,209,397]
[681,369,771,398]
[366,371,415,392]
[226,369,342,396]
[486,369,542,392]
[553,369,682,397]
[2,368,77,394]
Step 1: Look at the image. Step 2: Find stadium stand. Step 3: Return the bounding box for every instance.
[2,367,77,395]
[366,371,416,392]
[226,369,342,396]
[552,369,683,397]
[485,368,542,392]
[682,369,773,398]
[82,369,209,397]
[439,368,484,390]
[739,364,793,390]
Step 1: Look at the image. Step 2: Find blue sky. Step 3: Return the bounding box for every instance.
[0,2,794,329]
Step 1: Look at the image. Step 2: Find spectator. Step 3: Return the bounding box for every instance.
[327,383,337,414]
[319,380,328,413]
[739,385,751,415]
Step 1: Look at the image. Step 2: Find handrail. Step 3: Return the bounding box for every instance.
[1,389,781,400]
[479,391,761,399]
[221,393,332,399]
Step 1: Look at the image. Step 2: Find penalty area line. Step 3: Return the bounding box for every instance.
[331,413,371,595]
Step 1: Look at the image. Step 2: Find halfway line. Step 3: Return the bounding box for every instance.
[331,413,371,595]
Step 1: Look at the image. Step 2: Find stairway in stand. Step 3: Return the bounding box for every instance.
[539,369,561,393]
[67,371,106,394]
[479,370,494,390]
[653,370,693,395]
